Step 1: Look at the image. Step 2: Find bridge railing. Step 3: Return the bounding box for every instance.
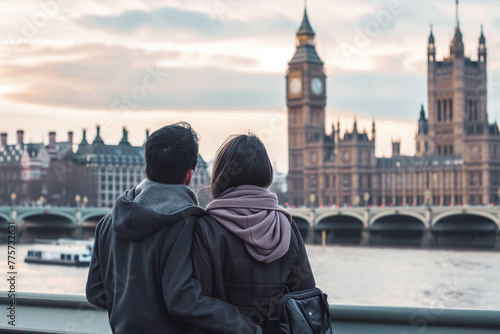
[0,291,499,333]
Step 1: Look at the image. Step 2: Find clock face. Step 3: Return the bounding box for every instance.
[289,78,302,95]
[311,78,323,95]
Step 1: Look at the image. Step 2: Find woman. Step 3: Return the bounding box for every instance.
[191,134,315,333]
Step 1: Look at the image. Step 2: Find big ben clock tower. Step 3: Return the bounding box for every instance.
[287,7,326,207]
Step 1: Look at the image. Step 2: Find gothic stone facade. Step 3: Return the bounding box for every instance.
[287,10,500,207]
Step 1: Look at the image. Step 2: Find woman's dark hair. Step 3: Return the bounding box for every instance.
[211,134,273,198]
[145,122,199,184]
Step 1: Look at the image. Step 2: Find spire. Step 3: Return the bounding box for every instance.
[429,24,434,44]
[418,105,429,135]
[353,117,358,133]
[119,127,130,146]
[419,104,425,119]
[479,24,486,44]
[80,129,88,146]
[297,6,315,37]
[289,5,322,65]
[371,119,376,142]
[450,0,463,54]
[92,125,104,145]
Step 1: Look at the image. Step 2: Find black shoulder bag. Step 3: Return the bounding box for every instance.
[267,287,333,334]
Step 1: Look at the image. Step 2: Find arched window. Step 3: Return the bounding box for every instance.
[449,99,453,121]
[437,100,441,122]
[449,145,453,155]
[443,100,447,121]
[474,100,478,121]
[444,146,448,155]
[469,100,473,121]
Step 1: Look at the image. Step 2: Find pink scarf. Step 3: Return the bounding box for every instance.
[205,185,292,264]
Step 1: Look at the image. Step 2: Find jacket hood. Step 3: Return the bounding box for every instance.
[112,179,204,241]
[206,185,292,264]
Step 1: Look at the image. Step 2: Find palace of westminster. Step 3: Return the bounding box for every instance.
[286,4,499,207]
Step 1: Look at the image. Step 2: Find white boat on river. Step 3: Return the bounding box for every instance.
[24,238,93,267]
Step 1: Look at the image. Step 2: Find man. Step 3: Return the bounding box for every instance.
[86,122,261,334]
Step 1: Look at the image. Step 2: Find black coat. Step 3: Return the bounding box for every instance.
[86,187,260,334]
[190,216,316,333]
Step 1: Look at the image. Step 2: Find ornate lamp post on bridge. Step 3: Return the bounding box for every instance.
[75,194,82,224]
[363,192,370,208]
[424,189,432,229]
[74,195,89,224]
[363,192,371,228]
[74,194,88,240]
[10,193,17,222]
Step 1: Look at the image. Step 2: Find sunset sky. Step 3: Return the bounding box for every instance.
[1,0,500,172]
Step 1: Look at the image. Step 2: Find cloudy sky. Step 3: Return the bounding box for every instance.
[1,0,500,172]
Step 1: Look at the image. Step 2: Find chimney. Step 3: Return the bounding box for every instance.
[119,127,130,145]
[67,131,74,148]
[82,129,87,141]
[16,130,24,147]
[1,133,6,147]
[146,129,150,140]
[49,131,56,150]
[392,140,401,157]
[122,127,128,141]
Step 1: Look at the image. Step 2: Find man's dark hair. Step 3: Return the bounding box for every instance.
[145,122,199,184]
[211,134,273,198]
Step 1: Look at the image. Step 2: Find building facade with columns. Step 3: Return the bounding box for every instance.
[0,127,210,207]
[287,8,500,208]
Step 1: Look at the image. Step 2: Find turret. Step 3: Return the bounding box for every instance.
[418,105,428,135]
[119,127,131,146]
[336,120,341,141]
[428,24,436,62]
[289,7,323,66]
[478,25,487,63]
[296,8,315,47]
[371,119,376,142]
[92,125,104,145]
[450,0,464,58]
[392,139,401,157]
[80,129,88,145]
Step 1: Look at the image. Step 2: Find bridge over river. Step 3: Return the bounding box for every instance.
[0,205,499,248]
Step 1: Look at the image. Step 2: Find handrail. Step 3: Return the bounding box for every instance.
[1,292,499,333]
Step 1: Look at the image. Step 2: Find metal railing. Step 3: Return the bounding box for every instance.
[1,292,499,333]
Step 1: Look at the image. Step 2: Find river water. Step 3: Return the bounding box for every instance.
[2,244,500,310]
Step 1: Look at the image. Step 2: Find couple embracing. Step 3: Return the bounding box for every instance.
[86,122,316,334]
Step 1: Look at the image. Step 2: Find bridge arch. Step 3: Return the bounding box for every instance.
[291,213,311,241]
[369,213,426,246]
[316,211,365,228]
[17,210,76,242]
[432,211,498,248]
[0,212,10,223]
[432,210,498,228]
[314,214,364,244]
[370,211,427,228]
[18,210,76,225]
